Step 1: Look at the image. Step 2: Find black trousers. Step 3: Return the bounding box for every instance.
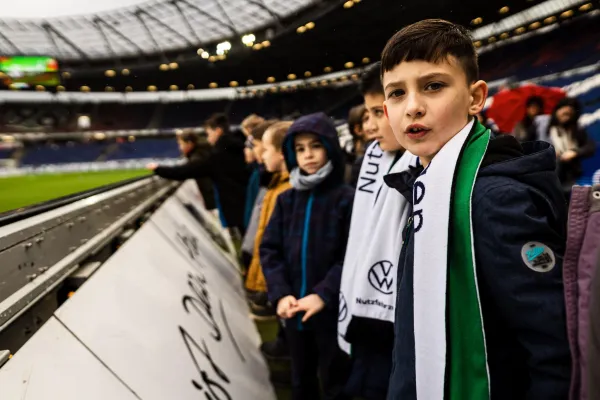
[285,325,351,400]
[344,344,392,400]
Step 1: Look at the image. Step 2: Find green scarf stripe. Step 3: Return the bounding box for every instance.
[447,121,490,399]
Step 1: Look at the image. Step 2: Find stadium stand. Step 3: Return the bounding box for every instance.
[105,138,180,161]
[20,141,107,165]
[16,138,181,166]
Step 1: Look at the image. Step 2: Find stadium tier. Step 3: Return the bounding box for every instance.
[16,138,180,166]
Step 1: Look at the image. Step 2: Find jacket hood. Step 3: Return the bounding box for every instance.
[479,133,563,206]
[283,112,345,186]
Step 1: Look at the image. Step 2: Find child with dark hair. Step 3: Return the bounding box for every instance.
[261,112,353,400]
[339,62,416,400]
[381,19,570,399]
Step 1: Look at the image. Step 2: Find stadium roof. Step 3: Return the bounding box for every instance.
[0,0,313,60]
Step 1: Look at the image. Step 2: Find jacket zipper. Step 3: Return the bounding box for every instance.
[398,216,414,284]
[298,192,315,330]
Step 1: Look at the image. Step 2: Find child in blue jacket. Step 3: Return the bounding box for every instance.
[260,112,354,400]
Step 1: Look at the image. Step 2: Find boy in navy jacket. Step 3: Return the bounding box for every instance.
[380,19,571,399]
[261,112,354,400]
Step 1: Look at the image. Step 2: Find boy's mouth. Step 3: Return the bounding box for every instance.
[405,124,431,139]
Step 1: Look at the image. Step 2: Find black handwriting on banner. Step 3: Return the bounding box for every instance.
[182,272,221,341]
[358,143,384,194]
[177,226,201,261]
[179,326,232,400]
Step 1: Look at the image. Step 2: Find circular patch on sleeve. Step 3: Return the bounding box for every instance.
[521,242,556,273]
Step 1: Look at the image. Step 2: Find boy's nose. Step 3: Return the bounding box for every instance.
[364,116,376,133]
[405,93,425,118]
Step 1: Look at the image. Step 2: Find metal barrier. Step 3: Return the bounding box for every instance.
[0,180,275,399]
[0,176,177,354]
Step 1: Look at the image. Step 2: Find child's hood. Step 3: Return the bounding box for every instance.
[282,112,345,185]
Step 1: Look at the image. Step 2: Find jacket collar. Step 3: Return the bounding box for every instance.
[384,162,423,204]
[268,171,290,188]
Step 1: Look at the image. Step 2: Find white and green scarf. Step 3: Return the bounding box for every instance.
[413,119,491,399]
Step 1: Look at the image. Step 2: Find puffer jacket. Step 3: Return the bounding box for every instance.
[385,130,571,399]
[260,113,354,331]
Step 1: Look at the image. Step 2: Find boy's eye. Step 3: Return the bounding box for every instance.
[374,109,384,118]
[425,82,445,91]
[388,89,405,99]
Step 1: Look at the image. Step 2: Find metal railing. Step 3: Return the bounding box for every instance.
[0,176,178,354]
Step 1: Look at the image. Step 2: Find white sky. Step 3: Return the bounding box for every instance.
[0,0,149,19]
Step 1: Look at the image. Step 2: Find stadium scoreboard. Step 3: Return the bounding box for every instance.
[0,56,60,89]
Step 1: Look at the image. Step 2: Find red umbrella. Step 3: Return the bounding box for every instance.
[486,84,566,133]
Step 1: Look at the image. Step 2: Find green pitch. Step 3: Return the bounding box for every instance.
[0,169,151,213]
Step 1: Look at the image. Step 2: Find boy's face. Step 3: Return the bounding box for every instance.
[262,131,284,173]
[364,92,403,152]
[382,56,487,166]
[252,138,264,164]
[177,139,193,155]
[294,133,328,175]
[206,126,223,146]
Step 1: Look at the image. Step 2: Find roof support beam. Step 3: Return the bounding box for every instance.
[42,23,90,60]
[42,24,65,59]
[213,0,238,35]
[92,20,118,61]
[0,25,22,54]
[178,0,238,36]
[136,9,195,48]
[93,17,147,57]
[134,11,163,54]
[246,0,283,29]
[170,0,202,45]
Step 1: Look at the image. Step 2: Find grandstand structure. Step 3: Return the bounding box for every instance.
[0,0,598,182]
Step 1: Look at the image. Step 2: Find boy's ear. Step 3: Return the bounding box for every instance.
[383,102,389,120]
[468,80,488,116]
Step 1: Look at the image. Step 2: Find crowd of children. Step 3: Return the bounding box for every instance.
[149,18,599,400]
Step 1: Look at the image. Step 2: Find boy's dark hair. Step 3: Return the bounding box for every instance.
[348,105,366,135]
[360,62,384,96]
[526,96,544,109]
[251,120,278,141]
[266,121,293,151]
[178,130,199,144]
[204,113,230,133]
[381,19,479,84]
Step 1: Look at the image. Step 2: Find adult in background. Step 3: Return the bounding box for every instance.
[146,130,216,211]
[533,97,595,192]
[241,114,267,230]
[348,105,375,188]
[241,114,265,164]
[348,104,369,162]
[512,96,544,142]
[149,113,250,234]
